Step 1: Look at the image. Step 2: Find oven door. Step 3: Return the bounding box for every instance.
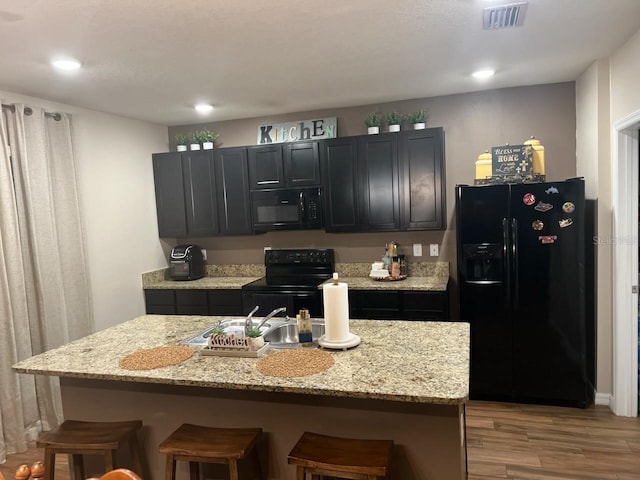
[250,187,322,231]
[242,290,322,318]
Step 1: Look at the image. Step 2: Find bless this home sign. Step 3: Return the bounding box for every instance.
[256,117,337,144]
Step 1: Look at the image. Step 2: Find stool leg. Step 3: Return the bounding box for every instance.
[164,454,176,480]
[104,449,115,472]
[71,454,84,480]
[43,450,55,480]
[296,466,305,480]
[228,459,239,480]
[189,461,199,480]
[250,448,263,480]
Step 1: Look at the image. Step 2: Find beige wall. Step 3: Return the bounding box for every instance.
[169,83,578,274]
[1,90,169,332]
[576,59,613,396]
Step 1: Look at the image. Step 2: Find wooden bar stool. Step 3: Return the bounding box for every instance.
[158,423,263,480]
[288,432,393,480]
[35,420,146,480]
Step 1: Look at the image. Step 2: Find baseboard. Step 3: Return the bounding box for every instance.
[595,392,612,407]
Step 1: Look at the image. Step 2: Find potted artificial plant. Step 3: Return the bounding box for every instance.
[410,109,427,130]
[199,129,219,150]
[188,132,201,151]
[245,326,264,350]
[387,111,403,132]
[365,111,382,135]
[175,132,188,152]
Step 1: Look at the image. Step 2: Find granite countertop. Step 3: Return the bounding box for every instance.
[13,315,469,405]
[144,276,261,289]
[322,276,449,291]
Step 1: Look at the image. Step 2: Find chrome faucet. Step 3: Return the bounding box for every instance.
[256,306,288,330]
[244,305,260,332]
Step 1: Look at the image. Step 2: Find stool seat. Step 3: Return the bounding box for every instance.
[159,424,263,480]
[36,420,146,480]
[288,432,393,479]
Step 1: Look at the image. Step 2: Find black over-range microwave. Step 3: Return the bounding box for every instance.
[251,187,322,232]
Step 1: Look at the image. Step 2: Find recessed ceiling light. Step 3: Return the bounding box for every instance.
[51,58,81,71]
[195,104,214,114]
[472,69,495,80]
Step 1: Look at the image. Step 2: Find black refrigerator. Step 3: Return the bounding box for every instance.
[456,178,594,407]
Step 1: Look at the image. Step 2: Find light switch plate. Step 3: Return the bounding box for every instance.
[429,244,439,257]
[201,249,207,261]
[413,243,422,256]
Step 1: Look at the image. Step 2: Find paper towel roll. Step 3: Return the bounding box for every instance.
[322,279,350,342]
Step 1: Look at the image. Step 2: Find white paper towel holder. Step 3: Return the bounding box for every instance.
[318,332,361,350]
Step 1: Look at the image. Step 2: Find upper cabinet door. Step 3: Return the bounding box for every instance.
[214,147,253,235]
[357,133,400,231]
[247,144,284,189]
[321,138,359,232]
[152,152,187,237]
[399,128,446,230]
[182,151,219,236]
[283,141,320,187]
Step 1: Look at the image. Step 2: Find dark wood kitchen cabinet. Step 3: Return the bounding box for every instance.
[399,128,446,230]
[144,288,243,316]
[357,133,400,231]
[349,288,450,321]
[321,137,359,232]
[152,149,252,237]
[213,147,252,235]
[152,151,218,237]
[248,141,320,189]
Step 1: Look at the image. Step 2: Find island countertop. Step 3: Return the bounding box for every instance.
[13,315,469,405]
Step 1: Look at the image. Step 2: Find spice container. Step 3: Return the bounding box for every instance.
[297,309,312,344]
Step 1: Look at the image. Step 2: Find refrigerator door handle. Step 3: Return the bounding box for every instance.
[511,218,519,309]
[503,217,510,309]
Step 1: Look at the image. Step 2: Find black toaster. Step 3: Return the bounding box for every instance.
[169,245,205,281]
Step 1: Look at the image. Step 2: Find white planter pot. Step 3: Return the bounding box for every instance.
[247,336,264,350]
[202,142,214,150]
[177,145,187,152]
[190,143,201,151]
[388,124,400,132]
[413,123,426,130]
[367,126,379,135]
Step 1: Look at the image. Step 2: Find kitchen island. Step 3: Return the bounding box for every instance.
[14,315,469,480]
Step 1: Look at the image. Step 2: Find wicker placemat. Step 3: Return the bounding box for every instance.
[256,349,334,378]
[119,345,194,370]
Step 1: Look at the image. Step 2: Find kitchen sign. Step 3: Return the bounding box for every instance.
[491,144,534,177]
[257,117,337,144]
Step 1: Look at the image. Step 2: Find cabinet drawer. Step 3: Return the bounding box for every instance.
[403,291,445,311]
[176,289,208,306]
[145,289,176,306]
[208,289,242,306]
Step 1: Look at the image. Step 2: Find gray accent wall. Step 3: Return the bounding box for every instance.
[168,82,577,276]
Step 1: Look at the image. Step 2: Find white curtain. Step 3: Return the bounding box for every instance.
[0,104,93,463]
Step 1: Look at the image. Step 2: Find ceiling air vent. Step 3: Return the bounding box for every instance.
[483,2,528,29]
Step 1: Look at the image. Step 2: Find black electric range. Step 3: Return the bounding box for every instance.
[241,248,335,317]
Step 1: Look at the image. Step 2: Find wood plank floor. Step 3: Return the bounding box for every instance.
[1,401,639,480]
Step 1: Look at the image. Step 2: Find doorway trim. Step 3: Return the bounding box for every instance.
[612,109,639,417]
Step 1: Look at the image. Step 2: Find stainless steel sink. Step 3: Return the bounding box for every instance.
[263,321,325,349]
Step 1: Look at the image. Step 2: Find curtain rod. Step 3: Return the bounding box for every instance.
[1,104,62,121]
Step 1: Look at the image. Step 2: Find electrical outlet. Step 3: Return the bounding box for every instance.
[429,244,439,257]
[413,243,422,256]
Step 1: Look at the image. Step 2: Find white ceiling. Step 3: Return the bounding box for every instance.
[1,0,639,126]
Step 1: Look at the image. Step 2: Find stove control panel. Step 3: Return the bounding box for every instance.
[265,248,334,266]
